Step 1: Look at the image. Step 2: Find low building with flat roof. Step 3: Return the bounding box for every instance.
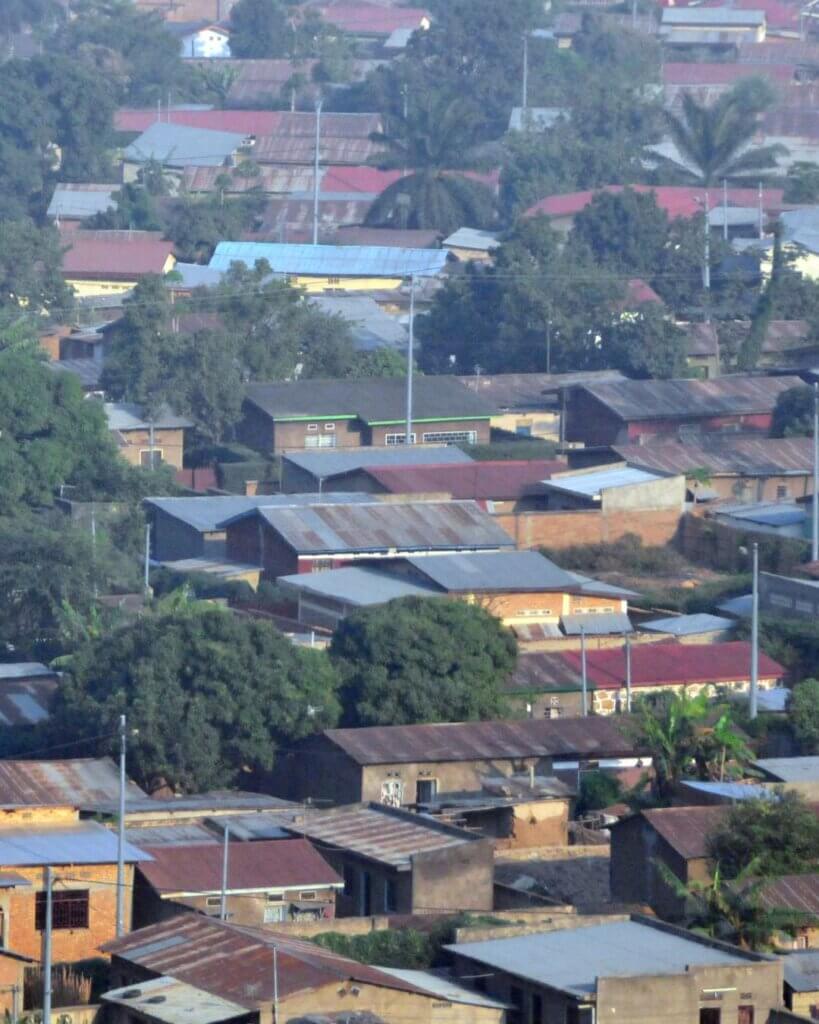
[445,916,783,1024]
[539,464,686,513]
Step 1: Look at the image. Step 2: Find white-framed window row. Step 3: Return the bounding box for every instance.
[385,432,417,445]
[421,430,477,444]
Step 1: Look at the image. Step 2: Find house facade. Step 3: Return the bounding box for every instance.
[105,403,191,471]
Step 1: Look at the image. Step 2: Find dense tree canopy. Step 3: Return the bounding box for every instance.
[770,385,816,437]
[47,608,341,792]
[229,0,294,59]
[789,678,819,755]
[330,597,517,727]
[708,792,819,879]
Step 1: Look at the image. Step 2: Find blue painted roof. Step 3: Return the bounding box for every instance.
[209,241,448,278]
[641,613,736,636]
[680,780,775,802]
[0,820,150,865]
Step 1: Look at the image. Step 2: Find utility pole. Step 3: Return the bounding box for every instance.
[546,317,552,375]
[813,381,819,562]
[144,523,152,594]
[580,626,588,717]
[90,505,98,600]
[273,944,280,1024]
[312,98,322,246]
[521,33,529,121]
[722,179,728,242]
[750,541,759,720]
[43,867,53,1024]
[625,633,632,714]
[703,189,711,293]
[220,824,230,921]
[405,275,415,445]
[116,714,127,938]
[758,182,764,240]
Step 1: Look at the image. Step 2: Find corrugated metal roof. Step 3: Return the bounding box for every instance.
[334,225,440,247]
[508,652,584,693]
[755,874,819,915]
[102,975,249,1024]
[560,612,633,635]
[237,500,515,555]
[378,969,509,1008]
[615,437,816,477]
[0,676,57,726]
[124,824,219,847]
[105,402,192,431]
[210,242,447,277]
[139,838,341,895]
[103,914,431,1006]
[281,446,473,480]
[578,375,802,422]
[123,122,247,167]
[443,228,500,252]
[782,951,819,992]
[246,376,493,423]
[278,567,440,605]
[0,663,54,681]
[364,460,564,499]
[0,758,146,810]
[167,262,225,289]
[255,137,383,168]
[405,551,582,593]
[679,780,775,802]
[561,640,785,690]
[61,230,175,278]
[754,756,819,782]
[47,359,104,389]
[182,164,315,195]
[146,493,370,533]
[543,466,666,499]
[526,186,784,222]
[317,4,429,34]
[445,920,752,996]
[640,613,736,636]
[115,108,284,135]
[454,371,625,411]
[639,805,728,859]
[714,501,806,527]
[0,820,149,866]
[662,7,765,25]
[321,717,639,765]
[47,183,119,220]
[309,295,407,350]
[283,804,478,868]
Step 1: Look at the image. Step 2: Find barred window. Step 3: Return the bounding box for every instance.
[35,890,89,931]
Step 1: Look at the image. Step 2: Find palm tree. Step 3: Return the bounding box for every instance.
[365,94,497,235]
[659,82,787,186]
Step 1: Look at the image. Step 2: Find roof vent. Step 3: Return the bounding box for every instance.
[146,996,167,1004]
[120,990,141,1000]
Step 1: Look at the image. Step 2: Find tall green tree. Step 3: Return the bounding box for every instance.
[789,678,819,755]
[570,189,670,275]
[47,608,341,792]
[708,792,819,879]
[770,384,815,437]
[366,96,496,234]
[661,81,786,185]
[603,304,688,380]
[0,219,73,316]
[228,0,293,58]
[330,597,517,727]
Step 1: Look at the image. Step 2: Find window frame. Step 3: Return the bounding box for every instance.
[35,889,90,931]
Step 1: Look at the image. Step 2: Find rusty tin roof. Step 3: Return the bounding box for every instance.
[0,758,147,810]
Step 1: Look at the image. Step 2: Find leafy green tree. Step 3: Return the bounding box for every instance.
[603,304,688,379]
[0,219,73,317]
[172,328,244,442]
[570,190,670,275]
[770,385,815,437]
[349,347,408,377]
[229,0,293,58]
[577,771,623,816]
[708,791,819,879]
[47,608,341,792]
[0,62,57,218]
[784,162,819,204]
[330,597,517,727]
[366,96,496,234]
[89,183,161,231]
[163,192,265,263]
[789,678,819,754]
[661,82,785,185]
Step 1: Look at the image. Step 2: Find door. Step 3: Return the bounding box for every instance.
[415,779,438,803]
[738,1007,754,1024]
[699,1009,721,1024]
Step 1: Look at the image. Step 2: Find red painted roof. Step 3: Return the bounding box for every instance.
[138,838,341,894]
[525,185,785,221]
[663,61,795,86]
[623,278,664,306]
[321,165,405,195]
[560,640,785,690]
[317,3,430,34]
[364,460,566,500]
[60,230,174,279]
[115,108,285,135]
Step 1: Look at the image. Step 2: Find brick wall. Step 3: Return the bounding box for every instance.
[495,508,683,549]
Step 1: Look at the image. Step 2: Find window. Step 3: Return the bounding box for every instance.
[205,896,222,908]
[385,432,416,445]
[324,422,335,431]
[328,277,341,284]
[305,434,336,448]
[140,449,163,469]
[299,891,317,900]
[307,423,319,431]
[421,430,477,445]
[415,779,438,803]
[35,890,89,931]
[776,485,788,499]
[381,779,403,806]
[384,877,398,913]
[267,893,283,902]
[264,903,286,923]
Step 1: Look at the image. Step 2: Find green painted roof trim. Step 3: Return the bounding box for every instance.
[275,414,358,423]
[368,415,492,426]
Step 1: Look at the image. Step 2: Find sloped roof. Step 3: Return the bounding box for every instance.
[782,951,819,992]
[455,371,625,411]
[525,185,785,221]
[614,437,816,477]
[0,758,146,810]
[639,805,728,860]
[61,231,175,279]
[561,640,785,689]
[103,914,431,1006]
[229,500,514,555]
[145,493,370,533]
[754,874,819,915]
[662,7,766,26]
[640,613,736,636]
[210,242,447,278]
[576,375,802,422]
[663,61,796,86]
[364,460,565,499]
[405,551,586,593]
[105,402,192,431]
[102,976,248,1024]
[542,466,668,499]
[321,717,639,766]
[0,820,149,866]
[281,446,473,480]
[47,183,119,220]
[278,566,440,605]
[115,108,283,135]
[317,3,429,34]
[245,376,493,422]
[123,122,247,167]
[138,839,341,895]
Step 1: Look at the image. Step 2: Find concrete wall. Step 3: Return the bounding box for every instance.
[411,839,494,913]
[496,507,683,550]
[600,473,686,514]
[115,427,185,470]
[760,572,819,621]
